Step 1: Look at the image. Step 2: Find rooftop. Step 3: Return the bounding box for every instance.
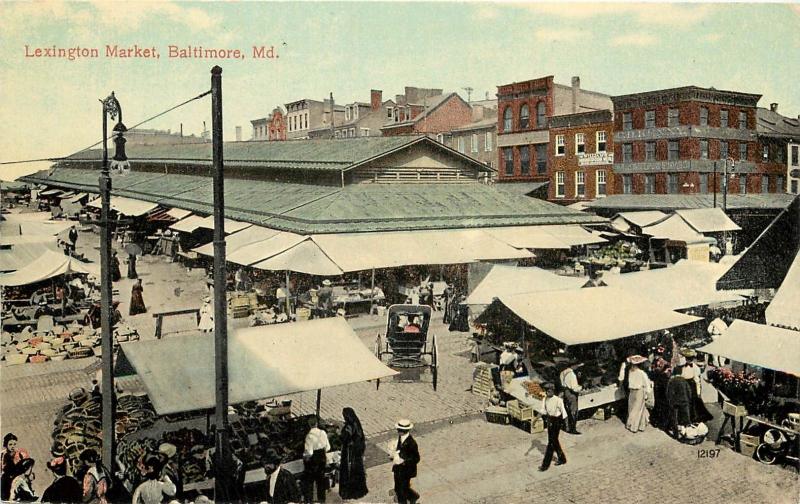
[585,193,795,211]
[757,107,800,139]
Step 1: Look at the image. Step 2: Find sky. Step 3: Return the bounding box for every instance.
[1,1,799,181]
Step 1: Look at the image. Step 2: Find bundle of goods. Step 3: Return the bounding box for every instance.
[117,428,209,486]
[248,309,289,327]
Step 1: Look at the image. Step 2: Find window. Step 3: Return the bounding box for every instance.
[361,128,370,136]
[700,107,709,126]
[739,111,747,129]
[668,140,679,161]
[536,102,546,128]
[700,139,708,159]
[792,180,798,194]
[404,108,411,121]
[393,108,399,122]
[596,131,607,152]
[596,170,607,196]
[519,104,530,129]
[668,108,679,127]
[623,112,632,131]
[739,175,747,194]
[645,174,656,194]
[485,132,492,152]
[471,133,478,153]
[556,171,565,198]
[353,106,359,119]
[556,135,566,156]
[436,133,444,144]
[576,171,586,198]
[792,145,799,166]
[777,176,785,192]
[720,141,729,160]
[623,144,633,163]
[457,137,465,153]
[645,110,655,129]
[349,128,355,137]
[344,106,350,121]
[519,146,530,174]
[535,144,547,174]
[503,107,513,132]
[762,144,769,160]
[646,141,656,161]
[334,130,340,138]
[623,175,633,194]
[720,109,729,128]
[387,107,393,118]
[503,147,514,176]
[739,143,747,161]
[575,133,585,154]
[700,174,709,194]
[668,174,678,194]
[761,175,769,193]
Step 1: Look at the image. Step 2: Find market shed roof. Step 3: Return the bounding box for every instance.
[698,320,800,375]
[611,211,668,232]
[675,208,741,233]
[0,250,98,286]
[764,252,800,331]
[586,194,795,212]
[117,318,398,415]
[641,214,715,244]
[0,240,61,272]
[465,265,585,305]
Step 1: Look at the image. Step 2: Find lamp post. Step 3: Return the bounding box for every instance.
[99,92,128,469]
[722,156,735,211]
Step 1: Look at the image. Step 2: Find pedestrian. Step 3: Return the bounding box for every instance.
[129,278,147,316]
[263,448,301,504]
[339,407,368,500]
[127,252,138,279]
[559,364,583,435]
[41,456,82,504]
[681,350,713,424]
[539,383,568,472]
[56,284,67,317]
[302,416,330,503]
[110,252,121,282]
[132,453,176,504]
[625,356,651,433]
[1,433,26,501]
[9,457,36,501]
[80,448,110,504]
[69,226,79,251]
[390,418,420,504]
[157,443,183,501]
[666,361,693,438]
[649,351,672,429]
[317,279,333,316]
[198,296,214,332]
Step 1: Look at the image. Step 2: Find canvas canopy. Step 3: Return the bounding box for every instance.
[675,208,741,233]
[193,225,282,257]
[197,216,252,234]
[68,192,88,203]
[165,208,192,220]
[483,225,606,249]
[169,214,207,233]
[117,318,398,415]
[698,320,800,376]
[0,240,61,272]
[0,250,97,286]
[39,189,63,196]
[226,231,307,266]
[611,211,667,233]
[2,212,54,222]
[0,220,75,237]
[498,287,702,345]
[88,196,159,216]
[602,260,748,310]
[765,252,800,330]
[641,214,715,244]
[465,265,585,305]
[251,239,343,276]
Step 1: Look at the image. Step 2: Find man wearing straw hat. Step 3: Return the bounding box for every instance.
[391,419,420,504]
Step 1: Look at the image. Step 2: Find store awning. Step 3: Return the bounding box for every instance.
[311,229,531,272]
[0,220,75,237]
[68,192,88,203]
[166,208,192,220]
[602,260,748,310]
[117,318,398,415]
[193,225,282,257]
[0,250,98,286]
[765,252,800,330]
[698,320,800,375]
[39,189,63,197]
[88,196,159,216]
[169,214,207,233]
[466,265,585,305]
[226,231,307,266]
[197,216,252,234]
[641,214,715,244]
[498,287,702,345]
[252,240,343,276]
[0,240,61,272]
[611,211,668,233]
[675,208,741,233]
[483,225,606,249]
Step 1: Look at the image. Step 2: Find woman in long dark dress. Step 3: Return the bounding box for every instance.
[129,279,147,316]
[339,407,368,500]
[127,253,138,279]
[110,252,122,282]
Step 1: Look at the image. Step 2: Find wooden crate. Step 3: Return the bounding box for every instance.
[507,400,534,422]
[722,401,747,418]
[485,406,509,425]
[472,365,496,398]
[739,433,759,458]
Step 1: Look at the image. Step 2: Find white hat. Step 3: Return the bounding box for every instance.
[322,279,332,286]
[628,355,648,365]
[395,418,414,431]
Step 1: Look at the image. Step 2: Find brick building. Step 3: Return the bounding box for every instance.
[252,107,287,141]
[443,100,498,168]
[610,86,788,197]
[308,90,395,139]
[380,88,472,136]
[756,104,800,194]
[548,110,614,202]
[285,98,344,139]
[496,76,611,186]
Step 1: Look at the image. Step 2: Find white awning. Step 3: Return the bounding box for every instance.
[466,265,585,305]
[602,260,748,310]
[196,216,252,234]
[765,252,800,330]
[165,208,192,220]
[39,189,63,196]
[0,250,98,286]
[0,240,61,272]
[611,211,668,233]
[641,214,715,244]
[312,229,532,272]
[498,287,702,345]
[193,225,282,257]
[169,214,207,233]
[118,318,398,415]
[68,192,88,203]
[483,225,606,249]
[676,208,741,233]
[2,212,54,222]
[226,231,307,266]
[0,220,75,237]
[698,320,800,375]
[88,196,159,216]
[251,240,343,276]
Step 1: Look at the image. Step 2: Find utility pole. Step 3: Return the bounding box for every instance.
[463,87,474,103]
[330,92,335,139]
[211,65,232,502]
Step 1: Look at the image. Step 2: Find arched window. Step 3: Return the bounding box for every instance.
[503,107,513,132]
[536,102,546,128]
[519,104,530,129]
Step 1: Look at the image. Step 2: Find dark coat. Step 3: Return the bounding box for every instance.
[265,467,301,504]
[41,475,83,504]
[393,435,420,479]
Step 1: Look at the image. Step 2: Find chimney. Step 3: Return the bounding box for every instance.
[371,90,382,111]
[571,76,581,114]
[485,91,490,100]
[770,103,779,113]
[330,92,335,138]
[180,123,183,137]
[235,126,242,142]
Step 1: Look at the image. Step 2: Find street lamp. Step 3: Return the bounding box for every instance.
[99,92,128,469]
[713,157,736,211]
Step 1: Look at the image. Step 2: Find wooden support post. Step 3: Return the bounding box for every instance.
[316,389,322,418]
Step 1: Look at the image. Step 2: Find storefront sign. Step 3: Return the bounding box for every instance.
[578,152,613,166]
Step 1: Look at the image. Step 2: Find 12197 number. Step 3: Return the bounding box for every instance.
[697,448,721,458]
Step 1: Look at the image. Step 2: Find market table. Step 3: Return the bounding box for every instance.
[504,377,624,412]
[503,377,546,415]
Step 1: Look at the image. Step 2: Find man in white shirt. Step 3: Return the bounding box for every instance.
[559,364,583,435]
[303,416,331,503]
[498,342,516,372]
[539,383,568,471]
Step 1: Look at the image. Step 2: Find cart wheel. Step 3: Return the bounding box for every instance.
[431,334,438,391]
[375,334,382,390]
[755,443,778,464]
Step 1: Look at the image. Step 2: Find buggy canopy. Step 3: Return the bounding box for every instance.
[0,250,97,286]
[698,320,800,376]
[117,318,398,415]
[498,287,702,345]
[465,265,585,305]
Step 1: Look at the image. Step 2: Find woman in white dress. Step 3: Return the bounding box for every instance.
[625,357,651,433]
[198,296,214,333]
